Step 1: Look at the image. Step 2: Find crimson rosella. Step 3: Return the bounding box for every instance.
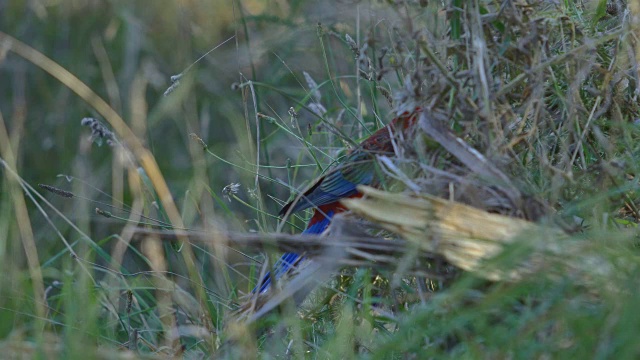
[256,109,421,293]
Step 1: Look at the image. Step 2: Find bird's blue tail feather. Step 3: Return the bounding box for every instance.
[255,211,334,293]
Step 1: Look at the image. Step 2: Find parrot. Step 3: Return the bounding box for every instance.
[255,109,421,293]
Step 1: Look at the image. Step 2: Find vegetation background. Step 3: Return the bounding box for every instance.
[1,0,640,358]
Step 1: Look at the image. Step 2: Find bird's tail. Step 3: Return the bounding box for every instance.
[254,209,336,293]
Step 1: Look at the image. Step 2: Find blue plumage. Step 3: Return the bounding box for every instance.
[255,209,335,293]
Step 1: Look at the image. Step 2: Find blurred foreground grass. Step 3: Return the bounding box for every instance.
[2,0,640,358]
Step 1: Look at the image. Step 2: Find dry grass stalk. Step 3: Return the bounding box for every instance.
[342,186,619,283]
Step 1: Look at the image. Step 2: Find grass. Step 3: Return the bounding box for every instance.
[1,0,640,358]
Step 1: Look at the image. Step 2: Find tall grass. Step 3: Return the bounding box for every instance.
[1,0,639,358]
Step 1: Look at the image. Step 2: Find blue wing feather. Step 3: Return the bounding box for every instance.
[285,155,376,214]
